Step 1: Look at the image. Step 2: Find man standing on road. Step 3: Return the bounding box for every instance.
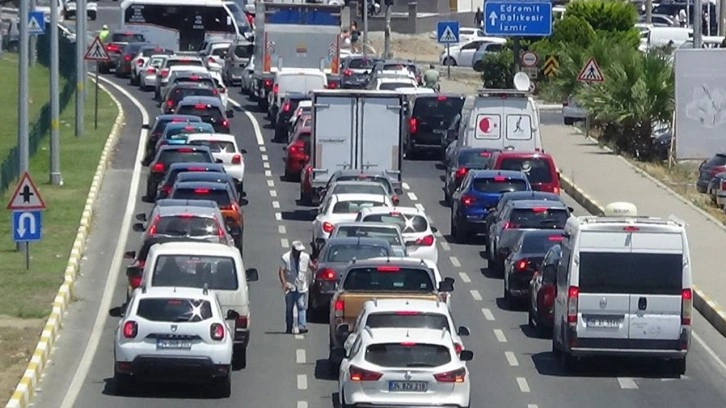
[423,64,440,91]
[475,7,484,28]
[99,25,110,43]
[278,241,316,334]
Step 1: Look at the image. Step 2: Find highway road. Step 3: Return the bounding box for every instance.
[24,8,726,408]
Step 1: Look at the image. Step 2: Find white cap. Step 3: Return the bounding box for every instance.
[291,240,305,251]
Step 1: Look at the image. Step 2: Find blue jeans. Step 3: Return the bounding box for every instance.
[285,291,307,332]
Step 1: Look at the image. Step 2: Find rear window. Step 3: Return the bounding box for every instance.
[472,177,529,193]
[335,226,402,246]
[152,255,238,290]
[458,150,493,168]
[365,312,449,330]
[136,298,213,322]
[112,33,145,42]
[167,59,204,68]
[158,150,212,165]
[412,97,465,122]
[332,200,386,214]
[382,64,407,71]
[379,82,415,90]
[171,188,231,207]
[164,125,212,139]
[188,140,236,153]
[498,158,554,184]
[336,176,393,194]
[365,343,451,368]
[349,58,377,69]
[155,215,220,237]
[171,87,216,103]
[173,77,216,89]
[234,44,253,58]
[579,252,683,295]
[142,48,172,57]
[521,232,564,253]
[331,184,386,196]
[176,105,225,122]
[509,208,568,229]
[342,267,434,291]
[361,213,428,234]
[325,244,390,262]
[279,75,326,94]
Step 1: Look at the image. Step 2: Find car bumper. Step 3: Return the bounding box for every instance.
[406,245,438,264]
[717,193,726,206]
[309,284,335,310]
[344,383,470,408]
[115,356,230,381]
[507,273,532,298]
[223,164,245,182]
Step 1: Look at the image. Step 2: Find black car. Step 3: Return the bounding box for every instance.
[444,147,498,203]
[176,171,242,201]
[145,145,215,202]
[115,42,150,78]
[340,56,380,89]
[164,72,218,101]
[160,82,220,115]
[503,229,564,309]
[175,96,233,133]
[274,93,310,143]
[483,191,564,247]
[141,114,203,165]
[156,162,226,199]
[696,153,726,193]
[405,94,465,158]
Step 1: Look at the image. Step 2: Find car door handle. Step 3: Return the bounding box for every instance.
[638,297,647,311]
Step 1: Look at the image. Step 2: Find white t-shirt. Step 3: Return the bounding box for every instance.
[281,251,311,293]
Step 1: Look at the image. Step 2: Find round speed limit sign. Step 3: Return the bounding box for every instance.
[521,51,538,68]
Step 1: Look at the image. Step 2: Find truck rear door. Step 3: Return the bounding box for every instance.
[357,95,402,175]
[313,94,356,181]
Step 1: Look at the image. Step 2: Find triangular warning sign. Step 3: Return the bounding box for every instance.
[28,16,44,34]
[84,37,110,61]
[7,172,46,210]
[439,26,458,43]
[577,57,604,83]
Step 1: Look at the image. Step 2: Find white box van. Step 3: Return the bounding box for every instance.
[552,203,692,374]
[455,89,543,152]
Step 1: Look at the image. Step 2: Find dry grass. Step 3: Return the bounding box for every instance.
[0,316,45,400]
[367,32,443,62]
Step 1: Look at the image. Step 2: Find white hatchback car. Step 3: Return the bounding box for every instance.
[336,327,473,408]
[185,133,246,193]
[356,206,439,264]
[140,54,169,91]
[312,193,393,245]
[109,286,234,397]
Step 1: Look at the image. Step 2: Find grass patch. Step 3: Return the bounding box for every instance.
[0,76,118,404]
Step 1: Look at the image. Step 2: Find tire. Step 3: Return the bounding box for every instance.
[232,347,247,370]
[443,57,457,66]
[527,307,535,328]
[560,349,578,371]
[340,387,353,408]
[114,371,132,395]
[154,89,160,100]
[450,215,460,243]
[671,357,686,375]
[212,374,231,398]
[564,117,574,125]
[502,283,511,310]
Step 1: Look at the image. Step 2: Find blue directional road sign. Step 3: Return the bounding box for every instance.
[12,211,42,243]
[484,1,552,37]
[27,11,46,35]
[437,21,460,44]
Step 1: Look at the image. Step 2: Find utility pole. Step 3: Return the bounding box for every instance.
[79,0,87,102]
[383,2,392,58]
[75,0,86,136]
[50,0,62,185]
[694,0,703,48]
[363,0,368,58]
[29,0,37,66]
[645,0,652,24]
[19,0,30,174]
[720,0,726,36]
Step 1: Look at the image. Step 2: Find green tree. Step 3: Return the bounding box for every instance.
[481,48,514,89]
[550,15,596,49]
[566,0,638,32]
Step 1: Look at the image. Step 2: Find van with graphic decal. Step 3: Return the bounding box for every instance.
[552,203,692,375]
[456,89,542,153]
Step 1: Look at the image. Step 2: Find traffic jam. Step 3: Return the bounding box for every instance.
[96,2,695,406]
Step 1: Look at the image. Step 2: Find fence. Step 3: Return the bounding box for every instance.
[0,24,77,193]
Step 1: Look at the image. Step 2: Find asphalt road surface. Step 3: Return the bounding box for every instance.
[25,7,726,408]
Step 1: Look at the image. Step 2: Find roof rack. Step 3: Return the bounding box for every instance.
[476,88,530,97]
[578,215,686,228]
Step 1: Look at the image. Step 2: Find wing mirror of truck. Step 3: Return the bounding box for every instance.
[240,148,247,154]
[246,268,259,282]
[431,226,438,233]
[135,213,147,222]
[226,310,240,320]
[336,323,351,341]
[457,326,471,336]
[109,306,125,318]
[132,223,145,232]
[459,350,474,361]
[438,277,455,292]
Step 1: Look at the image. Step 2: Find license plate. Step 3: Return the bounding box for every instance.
[156,339,192,350]
[587,318,620,328]
[433,129,444,134]
[389,381,427,392]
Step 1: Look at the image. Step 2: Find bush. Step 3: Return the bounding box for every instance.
[566,0,638,32]
[481,48,514,89]
[551,16,596,49]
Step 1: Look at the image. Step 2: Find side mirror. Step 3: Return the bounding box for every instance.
[125,265,142,278]
[141,124,150,129]
[240,148,247,154]
[568,206,574,213]
[438,277,455,292]
[132,223,145,232]
[227,109,235,118]
[135,213,147,222]
[226,309,240,320]
[392,196,400,205]
[215,158,224,164]
[246,268,259,282]
[457,326,470,336]
[315,237,326,247]
[488,207,496,212]
[109,306,125,318]
[336,323,351,341]
[394,187,403,195]
[459,350,474,361]
[124,250,136,259]
[431,226,438,233]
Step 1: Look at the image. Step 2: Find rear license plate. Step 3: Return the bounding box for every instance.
[586,318,620,328]
[156,339,192,350]
[389,381,427,392]
[433,129,444,134]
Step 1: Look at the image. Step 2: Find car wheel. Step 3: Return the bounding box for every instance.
[232,347,247,370]
[473,60,485,72]
[671,357,686,375]
[212,374,232,398]
[564,117,574,125]
[114,370,132,395]
[527,307,535,328]
[340,387,353,408]
[444,57,457,66]
[443,188,451,205]
[560,349,578,372]
[450,215,459,242]
[502,282,511,309]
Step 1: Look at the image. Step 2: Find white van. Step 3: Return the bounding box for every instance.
[640,26,693,51]
[552,203,692,374]
[268,68,328,123]
[455,89,543,152]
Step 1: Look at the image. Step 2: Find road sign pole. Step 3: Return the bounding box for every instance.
[363,0,368,58]
[75,0,85,137]
[446,43,451,79]
[19,0,30,176]
[29,0,37,67]
[50,0,62,185]
[512,37,521,77]
[25,242,30,270]
[95,62,99,129]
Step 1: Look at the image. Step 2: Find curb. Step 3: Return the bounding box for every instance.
[4,81,125,408]
[558,151,726,340]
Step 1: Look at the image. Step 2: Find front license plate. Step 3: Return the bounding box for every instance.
[156,339,192,350]
[587,318,620,328]
[389,381,427,392]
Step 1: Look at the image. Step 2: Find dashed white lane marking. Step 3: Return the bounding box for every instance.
[296,349,306,364]
[494,329,507,343]
[272,201,280,208]
[469,289,482,301]
[516,377,530,393]
[263,162,270,169]
[261,154,269,161]
[267,179,275,187]
[297,374,308,390]
[270,190,278,197]
[281,238,289,248]
[275,212,282,221]
[528,404,539,408]
[481,308,495,321]
[449,256,461,267]
[278,225,287,234]
[297,402,308,408]
[407,192,418,201]
[259,146,266,153]
[265,170,272,177]
[458,272,471,283]
[617,377,638,389]
[439,240,450,251]
[505,351,519,367]
[402,182,410,190]
[414,203,425,212]
[295,334,304,340]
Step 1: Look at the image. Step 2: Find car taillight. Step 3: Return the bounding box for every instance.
[147,215,160,236]
[273,84,279,95]
[391,194,399,205]
[343,69,352,76]
[316,268,337,281]
[515,259,528,271]
[123,321,137,338]
[349,365,382,381]
[282,101,291,112]
[503,221,512,229]
[222,120,229,129]
[129,274,142,289]
[231,154,242,164]
[433,367,466,383]
[681,288,692,325]
[455,167,468,181]
[123,55,132,62]
[161,184,172,196]
[208,57,215,64]
[160,68,169,78]
[326,81,338,89]
[136,59,144,66]
[210,323,225,340]
[334,299,344,317]
[218,87,226,94]
[166,100,174,107]
[263,79,273,89]
[567,286,579,324]
[721,179,726,191]
[415,234,435,246]
[236,314,248,329]
[322,221,334,233]
[709,165,726,176]
[152,163,165,173]
[454,343,463,355]
[409,118,417,134]
[146,67,156,74]
[461,195,475,206]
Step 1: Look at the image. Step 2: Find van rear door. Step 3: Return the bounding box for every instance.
[627,232,683,343]
[357,95,402,177]
[503,102,537,151]
[576,231,631,342]
[313,95,356,180]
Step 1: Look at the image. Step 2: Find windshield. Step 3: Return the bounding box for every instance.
[136,298,213,322]
[458,150,492,168]
[325,244,390,262]
[164,124,214,138]
[171,188,231,207]
[365,343,451,368]
[412,97,465,124]
[379,82,415,90]
[176,106,225,123]
[365,312,449,330]
[332,200,386,214]
[167,59,204,68]
[152,255,238,290]
[510,208,568,229]
[342,267,434,291]
[361,213,428,234]
[158,150,212,165]
[472,178,528,193]
[155,215,220,237]
[334,226,402,246]
[112,33,146,43]
[497,158,554,184]
[170,87,217,104]
[349,58,377,69]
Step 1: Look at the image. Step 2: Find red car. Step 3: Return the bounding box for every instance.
[283,124,311,181]
[528,243,562,337]
[488,151,561,194]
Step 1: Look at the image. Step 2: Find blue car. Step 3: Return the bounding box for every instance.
[450,170,531,243]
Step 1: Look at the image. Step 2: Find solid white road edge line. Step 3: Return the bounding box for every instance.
[59,77,148,408]
[693,331,726,373]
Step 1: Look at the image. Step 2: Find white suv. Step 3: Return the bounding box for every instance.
[109,286,233,397]
[356,206,439,264]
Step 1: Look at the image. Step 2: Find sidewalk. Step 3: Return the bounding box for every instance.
[542,123,726,336]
